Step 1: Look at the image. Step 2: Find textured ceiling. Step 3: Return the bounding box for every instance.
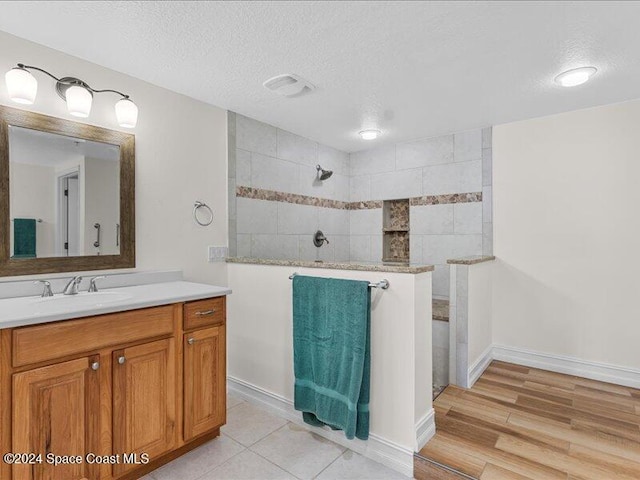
[0,1,639,152]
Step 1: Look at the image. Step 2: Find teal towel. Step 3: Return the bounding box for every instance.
[293,275,371,440]
[13,218,36,258]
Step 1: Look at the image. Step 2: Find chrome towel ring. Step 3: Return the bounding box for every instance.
[193,201,213,226]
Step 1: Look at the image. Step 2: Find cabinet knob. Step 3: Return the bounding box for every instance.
[91,361,100,371]
[187,338,195,345]
[195,309,215,316]
[118,355,126,365]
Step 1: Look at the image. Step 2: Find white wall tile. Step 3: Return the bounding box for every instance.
[277,129,318,166]
[482,186,492,223]
[236,149,251,186]
[333,235,350,262]
[228,177,237,221]
[349,209,382,235]
[298,166,349,201]
[251,234,298,260]
[454,202,482,234]
[482,127,492,149]
[237,234,251,257]
[350,175,371,202]
[318,207,349,235]
[236,114,277,157]
[277,203,318,235]
[349,144,396,176]
[422,235,456,265]
[482,147,492,186]
[453,234,483,259]
[454,130,482,163]
[396,135,453,170]
[237,198,278,234]
[458,160,482,193]
[483,222,493,256]
[371,234,383,263]
[350,235,371,262]
[432,264,450,297]
[299,234,334,262]
[422,234,481,264]
[251,154,299,194]
[410,234,423,264]
[423,160,482,195]
[318,144,349,176]
[369,168,422,200]
[410,204,454,234]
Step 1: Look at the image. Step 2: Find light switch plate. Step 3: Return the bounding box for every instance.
[208,246,228,263]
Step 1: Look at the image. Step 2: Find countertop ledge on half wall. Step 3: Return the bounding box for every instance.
[447,255,496,265]
[226,257,435,274]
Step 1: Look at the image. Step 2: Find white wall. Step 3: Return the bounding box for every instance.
[493,99,640,371]
[83,157,119,255]
[0,31,228,285]
[227,262,432,473]
[9,162,56,257]
[468,262,493,371]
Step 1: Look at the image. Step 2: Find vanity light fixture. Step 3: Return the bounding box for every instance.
[4,63,138,128]
[554,66,597,87]
[359,129,380,140]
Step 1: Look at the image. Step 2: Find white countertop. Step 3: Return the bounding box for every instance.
[0,281,231,329]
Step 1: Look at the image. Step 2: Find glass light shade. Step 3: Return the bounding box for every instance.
[554,67,597,87]
[115,98,138,128]
[65,85,92,117]
[359,129,380,140]
[5,67,37,104]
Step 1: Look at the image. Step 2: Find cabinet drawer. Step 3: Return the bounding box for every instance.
[13,305,175,367]
[184,297,225,330]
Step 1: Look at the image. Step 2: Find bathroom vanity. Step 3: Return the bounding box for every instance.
[0,281,230,480]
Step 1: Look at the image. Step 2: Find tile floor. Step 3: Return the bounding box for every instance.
[140,393,410,480]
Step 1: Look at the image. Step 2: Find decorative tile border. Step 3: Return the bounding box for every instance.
[236,186,351,209]
[236,186,482,210]
[410,192,482,206]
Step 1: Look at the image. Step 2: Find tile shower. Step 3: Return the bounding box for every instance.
[228,111,492,299]
[228,111,493,395]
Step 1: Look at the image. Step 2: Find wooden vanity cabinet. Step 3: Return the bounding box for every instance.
[0,296,227,480]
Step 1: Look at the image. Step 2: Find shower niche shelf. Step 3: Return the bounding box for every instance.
[382,199,410,265]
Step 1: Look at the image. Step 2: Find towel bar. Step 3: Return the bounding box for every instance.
[288,272,389,289]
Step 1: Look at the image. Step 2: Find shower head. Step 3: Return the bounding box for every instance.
[316,164,333,181]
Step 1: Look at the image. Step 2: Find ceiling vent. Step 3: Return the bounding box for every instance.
[263,74,316,97]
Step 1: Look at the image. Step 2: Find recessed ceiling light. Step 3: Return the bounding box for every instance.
[554,67,597,87]
[359,129,380,140]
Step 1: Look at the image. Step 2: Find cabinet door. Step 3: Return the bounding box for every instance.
[184,325,226,441]
[112,338,175,477]
[12,356,100,480]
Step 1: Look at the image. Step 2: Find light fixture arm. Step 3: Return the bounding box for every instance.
[15,63,131,100]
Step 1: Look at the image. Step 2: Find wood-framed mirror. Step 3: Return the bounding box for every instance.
[0,105,135,276]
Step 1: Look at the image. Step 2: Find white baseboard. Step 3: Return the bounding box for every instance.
[467,345,494,388]
[415,409,435,451]
[492,345,640,389]
[227,376,414,478]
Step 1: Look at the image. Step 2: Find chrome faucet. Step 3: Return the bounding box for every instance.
[62,276,83,295]
[34,280,53,297]
[89,276,106,293]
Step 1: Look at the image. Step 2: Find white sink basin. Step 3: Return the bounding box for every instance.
[0,281,231,329]
[30,292,133,314]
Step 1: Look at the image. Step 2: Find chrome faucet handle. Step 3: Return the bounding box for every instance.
[89,276,106,293]
[33,280,53,298]
[63,276,83,295]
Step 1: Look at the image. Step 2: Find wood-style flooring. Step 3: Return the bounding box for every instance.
[415,361,640,480]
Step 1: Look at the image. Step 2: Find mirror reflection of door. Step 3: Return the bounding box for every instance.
[8,126,120,259]
[58,173,80,257]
